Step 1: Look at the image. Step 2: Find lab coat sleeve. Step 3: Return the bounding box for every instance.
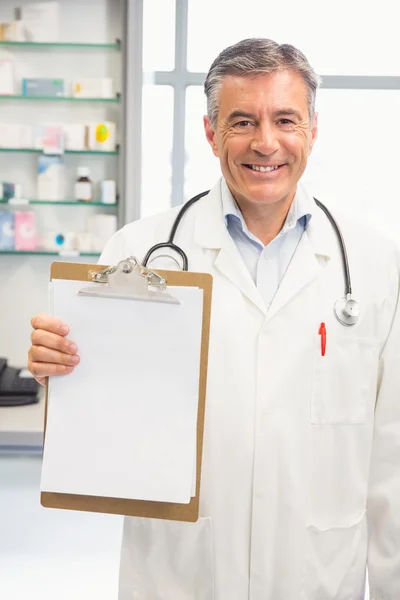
[367,251,400,599]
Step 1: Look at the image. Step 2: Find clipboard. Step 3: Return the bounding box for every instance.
[41,258,213,523]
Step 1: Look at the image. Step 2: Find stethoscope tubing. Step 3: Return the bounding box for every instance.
[142,191,352,301]
[314,199,352,296]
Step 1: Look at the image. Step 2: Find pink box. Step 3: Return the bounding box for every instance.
[15,211,37,251]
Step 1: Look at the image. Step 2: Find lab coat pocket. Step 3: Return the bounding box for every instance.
[119,516,215,600]
[311,334,379,424]
[303,510,367,599]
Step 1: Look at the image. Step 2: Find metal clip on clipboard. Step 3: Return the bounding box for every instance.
[78,257,180,304]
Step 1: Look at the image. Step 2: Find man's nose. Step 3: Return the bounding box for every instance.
[250,124,279,155]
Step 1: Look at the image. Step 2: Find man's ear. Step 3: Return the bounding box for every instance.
[308,112,318,155]
[204,115,219,157]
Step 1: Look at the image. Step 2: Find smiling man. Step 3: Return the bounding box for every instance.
[28,39,400,599]
[204,68,317,246]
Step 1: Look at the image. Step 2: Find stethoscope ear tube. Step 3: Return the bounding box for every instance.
[142,190,210,271]
[168,191,210,244]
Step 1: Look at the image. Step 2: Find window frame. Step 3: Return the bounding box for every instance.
[141,0,400,211]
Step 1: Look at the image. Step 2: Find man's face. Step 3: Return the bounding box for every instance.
[204,70,318,209]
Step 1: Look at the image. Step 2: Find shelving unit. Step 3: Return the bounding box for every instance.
[0,147,119,155]
[0,250,100,256]
[0,199,118,206]
[0,95,120,103]
[0,0,131,407]
[0,41,121,50]
[0,30,122,257]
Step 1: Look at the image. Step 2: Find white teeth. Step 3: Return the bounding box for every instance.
[249,164,280,172]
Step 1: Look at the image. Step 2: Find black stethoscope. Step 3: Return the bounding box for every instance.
[142,191,360,327]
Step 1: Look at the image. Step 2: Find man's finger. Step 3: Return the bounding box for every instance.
[31,314,69,336]
[29,361,75,378]
[29,346,80,367]
[30,330,77,355]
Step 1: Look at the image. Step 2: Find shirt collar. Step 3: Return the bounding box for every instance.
[221,177,314,235]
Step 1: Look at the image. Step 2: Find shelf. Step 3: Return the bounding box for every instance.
[0,41,121,50]
[0,199,118,206]
[0,148,119,155]
[0,250,101,257]
[0,95,120,103]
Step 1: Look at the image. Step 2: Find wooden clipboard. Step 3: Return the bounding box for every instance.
[41,261,213,523]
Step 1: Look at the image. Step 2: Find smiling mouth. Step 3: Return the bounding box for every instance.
[243,164,285,173]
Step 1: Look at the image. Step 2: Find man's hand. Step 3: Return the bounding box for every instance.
[28,314,80,387]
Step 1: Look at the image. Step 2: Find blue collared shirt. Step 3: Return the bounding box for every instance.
[221,179,313,309]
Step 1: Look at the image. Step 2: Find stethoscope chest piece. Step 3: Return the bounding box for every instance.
[334,295,360,327]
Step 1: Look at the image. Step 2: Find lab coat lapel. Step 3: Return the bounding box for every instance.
[193,181,336,319]
[193,181,267,315]
[266,197,335,322]
[213,245,267,315]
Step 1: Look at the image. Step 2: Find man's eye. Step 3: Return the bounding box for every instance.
[278,118,294,125]
[234,120,252,128]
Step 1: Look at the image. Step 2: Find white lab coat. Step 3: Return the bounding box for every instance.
[99,179,400,600]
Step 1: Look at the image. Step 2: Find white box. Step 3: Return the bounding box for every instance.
[18,124,33,148]
[63,124,87,151]
[72,78,114,99]
[0,55,15,95]
[0,124,19,148]
[4,21,26,42]
[38,155,64,201]
[18,2,59,42]
[32,124,63,153]
[0,124,32,148]
[44,231,77,251]
[88,122,116,152]
[100,180,117,204]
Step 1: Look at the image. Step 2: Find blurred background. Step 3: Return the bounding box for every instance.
[0,0,398,597]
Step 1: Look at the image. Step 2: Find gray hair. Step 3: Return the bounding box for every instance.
[204,38,321,128]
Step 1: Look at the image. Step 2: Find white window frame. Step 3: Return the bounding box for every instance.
[130,0,400,219]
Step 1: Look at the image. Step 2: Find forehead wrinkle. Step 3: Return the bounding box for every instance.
[219,73,310,121]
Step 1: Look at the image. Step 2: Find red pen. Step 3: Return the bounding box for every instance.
[319,322,326,357]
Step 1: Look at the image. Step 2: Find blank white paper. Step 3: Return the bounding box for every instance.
[41,279,203,504]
